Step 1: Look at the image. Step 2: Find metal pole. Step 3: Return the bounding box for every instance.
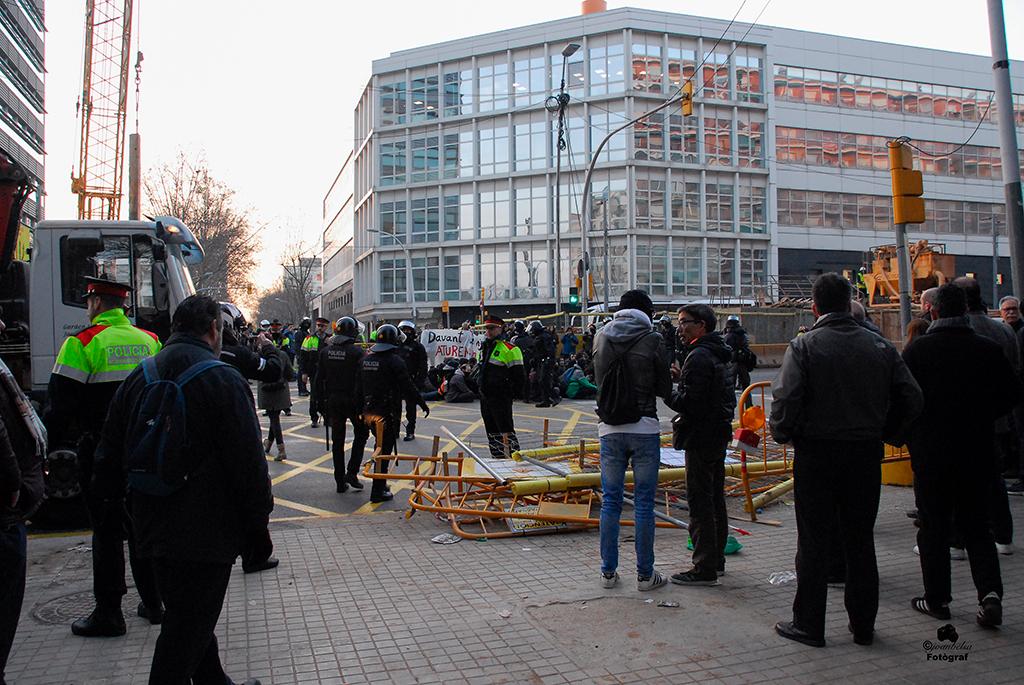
[988,0,1024,299]
[393,233,416,320]
[441,426,504,482]
[994,226,1000,307]
[552,62,569,318]
[895,223,913,335]
[128,133,140,220]
[602,187,610,309]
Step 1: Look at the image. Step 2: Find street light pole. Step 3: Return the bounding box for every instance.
[368,228,417,319]
[547,43,580,318]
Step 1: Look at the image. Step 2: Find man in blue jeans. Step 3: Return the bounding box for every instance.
[593,290,672,591]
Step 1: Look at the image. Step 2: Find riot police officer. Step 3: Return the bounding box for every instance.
[44,277,163,637]
[219,306,283,383]
[397,320,428,441]
[528,321,558,407]
[315,317,369,494]
[301,317,331,428]
[294,316,312,396]
[511,321,534,402]
[361,325,429,503]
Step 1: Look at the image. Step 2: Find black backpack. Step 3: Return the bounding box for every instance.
[596,336,645,425]
[125,357,227,496]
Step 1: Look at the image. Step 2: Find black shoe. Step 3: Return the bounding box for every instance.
[370,491,394,503]
[403,433,415,441]
[345,474,364,491]
[774,621,825,648]
[71,607,126,637]
[977,593,1003,628]
[670,569,720,586]
[311,420,319,428]
[137,602,163,625]
[242,557,280,574]
[848,622,873,646]
[911,597,951,620]
[284,410,292,416]
[535,402,551,408]
[336,481,348,493]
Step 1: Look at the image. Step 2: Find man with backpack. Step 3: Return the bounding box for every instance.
[593,290,672,592]
[93,295,271,685]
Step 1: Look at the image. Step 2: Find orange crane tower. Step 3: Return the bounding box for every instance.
[71,0,134,220]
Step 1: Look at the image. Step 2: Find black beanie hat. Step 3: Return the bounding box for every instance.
[618,289,655,320]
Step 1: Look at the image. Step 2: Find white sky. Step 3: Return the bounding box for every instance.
[42,0,1024,289]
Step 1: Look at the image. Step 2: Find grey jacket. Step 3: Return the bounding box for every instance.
[770,312,923,445]
[593,309,672,419]
[964,310,1020,433]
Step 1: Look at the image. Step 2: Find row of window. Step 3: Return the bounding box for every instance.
[774,65,1024,128]
[376,175,767,245]
[777,189,1007,235]
[378,35,765,126]
[378,239,768,302]
[378,109,766,185]
[776,126,1024,180]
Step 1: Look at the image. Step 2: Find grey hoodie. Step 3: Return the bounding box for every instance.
[593,309,673,425]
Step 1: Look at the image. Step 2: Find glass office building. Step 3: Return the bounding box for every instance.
[321,7,1024,323]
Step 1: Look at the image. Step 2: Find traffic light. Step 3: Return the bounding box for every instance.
[568,285,580,312]
[887,140,925,225]
[681,80,694,117]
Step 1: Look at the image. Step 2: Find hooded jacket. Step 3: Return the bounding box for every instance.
[593,309,672,421]
[669,331,736,450]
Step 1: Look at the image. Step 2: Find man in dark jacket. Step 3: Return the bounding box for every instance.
[477,316,525,457]
[0,310,46,684]
[903,284,1021,627]
[362,325,429,503]
[93,295,270,685]
[293,317,311,396]
[511,321,534,401]
[669,304,736,586]
[315,317,369,494]
[528,321,557,407]
[301,318,331,428]
[397,321,429,441]
[593,290,672,592]
[770,273,922,648]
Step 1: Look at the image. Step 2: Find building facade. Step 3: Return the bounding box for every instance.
[321,7,1024,324]
[0,0,45,228]
[321,151,354,323]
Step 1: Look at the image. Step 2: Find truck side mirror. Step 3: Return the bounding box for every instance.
[152,239,167,262]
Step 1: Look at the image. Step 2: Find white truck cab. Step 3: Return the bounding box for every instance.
[28,216,202,396]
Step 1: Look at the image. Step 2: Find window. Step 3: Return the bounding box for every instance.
[514,118,547,171]
[478,186,511,239]
[636,237,668,295]
[634,112,664,161]
[739,245,768,297]
[379,201,407,245]
[411,197,439,244]
[455,129,474,177]
[380,81,406,126]
[442,134,459,179]
[478,245,511,300]
[443,192,474,241]
[634,173,666,230]
[670,179,700,231]
[443,69,474,117]
[514,178,549,236]
[590,175,629,230]
[589,40,625,96]
[557,111,587,166]
[410,135,440,182]
[737,113,763,167]
[704,116,732,165]
[591,240,629,299]
[671,241,701,295]
[410,75,438,122]
[666,41,696,89]
[589,108,627,162]
[667,113,698,164]
[411,256,440,301]
[632,36,662,93]
[479,125,510,175]
[551,50,585,93]
[705,182,734,232]
[513,55,547,107]
[478,58,509,112]
[735,50,763,103]
[514,246,552,298]
[707,242,735,297]
[702,52,730,100]
[738,181,766,234]
[380,257,407,303]
[379,140,406,186]
[443,253,469,300]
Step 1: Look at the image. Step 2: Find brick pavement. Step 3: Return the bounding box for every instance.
[7,482,1023,684]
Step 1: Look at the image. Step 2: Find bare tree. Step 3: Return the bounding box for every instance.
[255,281,291,324]
[144,152,262,302]
[278,240,321,323]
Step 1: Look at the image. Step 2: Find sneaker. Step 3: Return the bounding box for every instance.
[1006,481,1024,496]
[911,597,951,620]
[670,569,720,587]
[637,570,668,591]
[977,592,1003,628]
[601,572,619,589]
[996,542,1014,555]
[949,547,966,561]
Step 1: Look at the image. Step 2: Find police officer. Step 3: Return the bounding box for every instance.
[528,321,557,407]
[44,277,162,637]
[397,320,428,441]
[361,325,429,503]
[301,317,331,428]
[511,321,534,402]
[315,317,369,494]
[478,316,525,458]
[294,317,312,396]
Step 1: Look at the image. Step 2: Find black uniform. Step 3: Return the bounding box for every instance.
[724,324,752,392]
[361,346,427,499]
[397,335,429,438]
[511,330,534,401]
[293,323,310,395]
[220,339,284,383]
[529,329,558,405]
[478,337,526,458]
[315,335,369,490]
[301,331,329,425]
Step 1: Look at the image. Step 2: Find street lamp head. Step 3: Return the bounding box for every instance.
[562,43,581,57]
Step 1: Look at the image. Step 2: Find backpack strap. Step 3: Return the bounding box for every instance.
[140,357,158,384]
[176,359,229,387]
[612,333,647,361]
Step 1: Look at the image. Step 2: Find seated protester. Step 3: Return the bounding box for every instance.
[445,364,479,403]
[565,363,598,400]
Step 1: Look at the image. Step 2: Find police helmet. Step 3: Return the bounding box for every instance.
[259,319,270,328]
[335,317,358,338]
[398,319,416,333]
[528,320,544,335]
[374,324,401,347]
[726,315,740,326]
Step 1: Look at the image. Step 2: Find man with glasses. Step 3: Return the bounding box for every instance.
[998,296,1022,333]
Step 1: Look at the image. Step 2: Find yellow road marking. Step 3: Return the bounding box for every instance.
[271,452,335,486]
[273,497,339,518]
[557,410,583,441]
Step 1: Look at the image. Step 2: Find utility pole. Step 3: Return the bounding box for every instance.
[993,227,1000,308]
[888,140,925,336]
[988,0,1024,299]
[128,133,140,220]
[546,43,580,318]
[602,186,611,310]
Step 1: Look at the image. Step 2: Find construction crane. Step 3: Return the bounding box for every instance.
[71,0,134,220]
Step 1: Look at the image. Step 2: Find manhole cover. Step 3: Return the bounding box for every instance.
[32,587,141,626]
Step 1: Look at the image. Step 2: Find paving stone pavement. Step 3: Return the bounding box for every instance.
[8,485,1023,684]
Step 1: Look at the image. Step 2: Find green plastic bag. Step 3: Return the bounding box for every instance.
[687,534,743,555]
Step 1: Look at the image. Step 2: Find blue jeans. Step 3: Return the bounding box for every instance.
[599,432,661,577]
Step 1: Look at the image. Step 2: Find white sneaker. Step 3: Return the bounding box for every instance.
[637,570,667,591]
[601,572,619,589]
[913,545,920,556]
[996,542,1014,556]
[949,547,966,561]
